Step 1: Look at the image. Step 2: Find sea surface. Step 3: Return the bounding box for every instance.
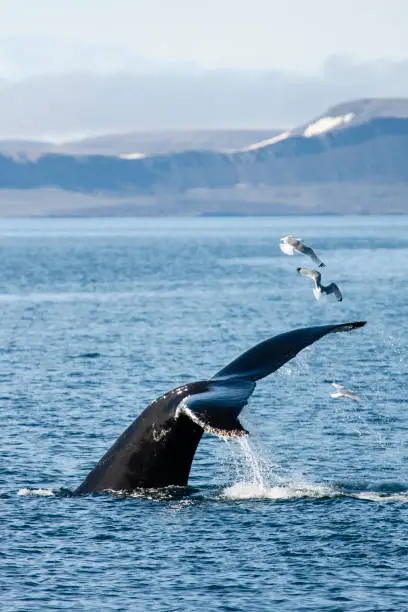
[1,216,408,611]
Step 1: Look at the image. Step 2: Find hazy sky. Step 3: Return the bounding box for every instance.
[1,0,408,75]
[0,0,408,138]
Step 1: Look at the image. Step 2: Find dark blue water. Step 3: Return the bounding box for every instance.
[2,216,408,611]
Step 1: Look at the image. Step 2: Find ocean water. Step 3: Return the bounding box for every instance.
[1,216,408,611]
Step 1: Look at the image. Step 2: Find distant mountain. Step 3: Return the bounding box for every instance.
[0,139,56,156]
[1,98,408,215]
[291,97,408,137]
[0,130,280,157]
[59,129,281,155]
[237,117,408,184]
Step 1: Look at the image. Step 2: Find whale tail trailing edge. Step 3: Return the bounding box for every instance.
[181,378,255,438]
[212,321,367,383]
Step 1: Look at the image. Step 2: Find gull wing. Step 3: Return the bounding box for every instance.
[302,245,326,267]
[331,382,361,401]
[325,282,343,302]
[344,391,361,401]
[297,267,321,283]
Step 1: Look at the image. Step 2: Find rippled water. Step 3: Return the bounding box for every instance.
[2,216,408,611]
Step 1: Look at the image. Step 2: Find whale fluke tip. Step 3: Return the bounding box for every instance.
[335,321,367,332]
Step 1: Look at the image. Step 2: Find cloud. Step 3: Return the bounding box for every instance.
[1,57,408,139]
[0,35,163,78]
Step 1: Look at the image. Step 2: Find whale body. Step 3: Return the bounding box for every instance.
[74,321,366,494]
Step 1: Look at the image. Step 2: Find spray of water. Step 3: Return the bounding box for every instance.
[219,436,326,500]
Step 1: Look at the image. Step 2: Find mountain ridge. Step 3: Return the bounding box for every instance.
[1,98,408,215]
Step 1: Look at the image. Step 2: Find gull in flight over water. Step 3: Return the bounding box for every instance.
[280,235,326,268]
[296,267,343,302]
[331,381,361,401]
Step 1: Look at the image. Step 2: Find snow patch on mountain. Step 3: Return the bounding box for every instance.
[304,113,354,137]
[236,131,291,152]
[118,152,147,160]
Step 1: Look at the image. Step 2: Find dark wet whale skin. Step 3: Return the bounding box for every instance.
[74,382,207,493]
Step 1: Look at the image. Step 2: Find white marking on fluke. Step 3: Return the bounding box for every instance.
[152,425,171,442]
[177,399,246,440]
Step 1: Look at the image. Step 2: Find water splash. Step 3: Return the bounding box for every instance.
[224,436,274,489]
[236,437,265,486]
[221,436,302,499]
[17,488,54,496]
[219,437,408,503]
[223,481,337,500]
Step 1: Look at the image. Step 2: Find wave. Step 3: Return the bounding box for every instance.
[15,440,408,504]
[15,484,408,503]
[70,352,101,359]
[352,491,408,503]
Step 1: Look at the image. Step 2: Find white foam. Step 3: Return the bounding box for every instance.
[352,491,408,503]
[15,486,408,504]
[222,482,408,503]
[304,113,354,137]
[17,488,54,496]
[222,481,337,500]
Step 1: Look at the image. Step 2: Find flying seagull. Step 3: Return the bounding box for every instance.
[296,267,343,302]
[331,381,361,401]
[280,235,326,268]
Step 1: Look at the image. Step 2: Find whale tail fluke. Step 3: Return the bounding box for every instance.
[192,321,367,437]
[73,321,367,493]
[180,379,255,438]
[212,321,367,383]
